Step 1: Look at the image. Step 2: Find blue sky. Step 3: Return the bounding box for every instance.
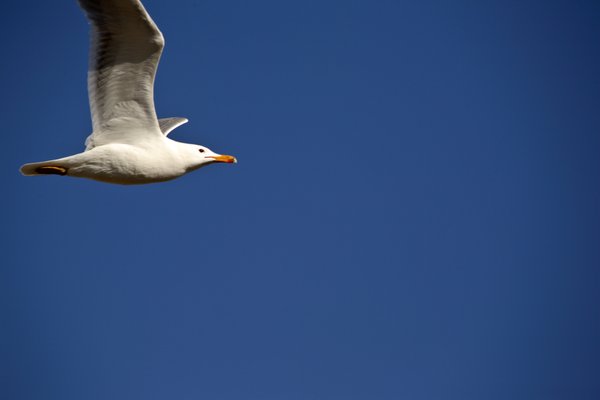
[2,0,600,399]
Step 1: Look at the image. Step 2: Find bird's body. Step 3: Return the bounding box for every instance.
[24,139,192,185]
[20,0,236,185]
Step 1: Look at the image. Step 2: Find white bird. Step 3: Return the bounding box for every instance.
[20,0,236,185]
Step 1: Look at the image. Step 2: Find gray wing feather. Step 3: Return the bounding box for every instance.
[79,0,165,145]
[158,117,189,136]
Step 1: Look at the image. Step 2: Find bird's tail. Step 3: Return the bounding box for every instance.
[20,160,67,176]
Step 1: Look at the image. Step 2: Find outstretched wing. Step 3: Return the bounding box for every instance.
[79,0,165,145]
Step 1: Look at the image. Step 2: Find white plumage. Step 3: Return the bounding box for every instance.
[20,0,236,185]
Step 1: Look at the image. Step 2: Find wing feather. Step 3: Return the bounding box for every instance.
[158,117,189,136]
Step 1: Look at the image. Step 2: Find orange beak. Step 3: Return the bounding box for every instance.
[208,155,237,164]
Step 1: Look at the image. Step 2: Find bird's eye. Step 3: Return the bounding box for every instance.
[199,149,205,153]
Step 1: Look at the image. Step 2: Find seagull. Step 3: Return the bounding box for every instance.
[20,0,236,185]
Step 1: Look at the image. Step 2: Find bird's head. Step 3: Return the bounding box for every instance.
[184,144,237,171]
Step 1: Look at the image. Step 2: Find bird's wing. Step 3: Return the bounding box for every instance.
[158,117,189,136]
[79,0,165,145]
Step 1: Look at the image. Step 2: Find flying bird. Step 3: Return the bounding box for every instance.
[20,0,236,185]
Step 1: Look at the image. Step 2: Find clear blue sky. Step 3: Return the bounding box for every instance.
[2,0,600,399]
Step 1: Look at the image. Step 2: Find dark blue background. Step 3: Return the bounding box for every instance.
[2,1,600,399]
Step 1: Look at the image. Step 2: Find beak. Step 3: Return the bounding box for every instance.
[207,154,237,164]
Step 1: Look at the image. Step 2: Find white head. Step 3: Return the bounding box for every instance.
[181,143,237,172]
